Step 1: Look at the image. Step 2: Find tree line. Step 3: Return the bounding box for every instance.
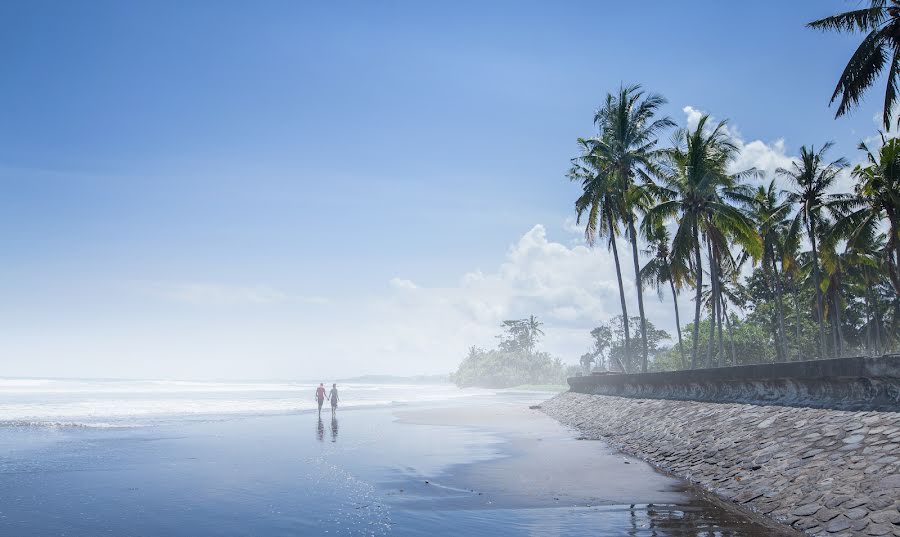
[570,2,900,372]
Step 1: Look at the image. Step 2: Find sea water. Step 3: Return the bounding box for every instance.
[0,378,775,536]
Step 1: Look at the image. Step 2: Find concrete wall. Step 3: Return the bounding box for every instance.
[568,355,900,411]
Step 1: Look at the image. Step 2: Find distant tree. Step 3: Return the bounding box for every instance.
[497,315,545,354]
[591,315,670,373]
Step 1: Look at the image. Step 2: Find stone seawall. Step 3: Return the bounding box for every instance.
[569,356,900,411]
[542,392,900,536]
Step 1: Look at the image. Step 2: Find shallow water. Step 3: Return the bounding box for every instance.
[0,380,781,536]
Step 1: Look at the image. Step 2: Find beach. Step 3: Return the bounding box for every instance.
[0,380,781,536]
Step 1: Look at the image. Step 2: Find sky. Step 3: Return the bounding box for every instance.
[0,1,890,380]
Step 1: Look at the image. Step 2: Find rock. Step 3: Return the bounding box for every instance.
[845,507,868,520]
[825,516,851,533]
[843,434,865,444]
[865,523,893,536]
[877,474,900,490]
[869,510,900,524]
[793,503,821,516]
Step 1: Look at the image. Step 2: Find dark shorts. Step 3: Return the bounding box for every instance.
[317,398,324,407]
[330,399,338,408]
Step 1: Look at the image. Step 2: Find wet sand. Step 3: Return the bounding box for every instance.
[0,392,794,536]
[394,398,797,535]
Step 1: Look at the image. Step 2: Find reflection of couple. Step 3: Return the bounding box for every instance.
[315,383,340,416]
[316,414,338,442]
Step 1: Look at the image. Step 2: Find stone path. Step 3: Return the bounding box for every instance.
[541,392,900,536]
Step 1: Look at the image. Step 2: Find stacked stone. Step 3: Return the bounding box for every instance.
[542,392,900,537]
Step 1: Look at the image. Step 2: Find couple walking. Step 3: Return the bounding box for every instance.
[315,383,339,415]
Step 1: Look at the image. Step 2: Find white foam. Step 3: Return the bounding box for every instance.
[0,378,492,428]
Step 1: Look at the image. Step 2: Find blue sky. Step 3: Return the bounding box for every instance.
[0,1,886,379]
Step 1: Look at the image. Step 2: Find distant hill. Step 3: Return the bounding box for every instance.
[336,374,451,385]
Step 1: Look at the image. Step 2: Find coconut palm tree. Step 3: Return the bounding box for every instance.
[808,1,900,129]
[646,115,761,368]
[746,181,791,361]
[778,143,849,359]
[640,222,688,369]
[569,139,632,364]
[591,84,674,373]
[782,217,810,361]
[838,134,900,297]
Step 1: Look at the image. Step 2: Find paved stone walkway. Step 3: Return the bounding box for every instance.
[542,392,900,536]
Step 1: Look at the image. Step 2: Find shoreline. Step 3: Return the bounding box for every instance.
[541,391,900,537]
[395,399,786,534]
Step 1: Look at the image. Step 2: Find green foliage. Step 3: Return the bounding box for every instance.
[808,2,900,129]
[452,316,567,388]
[450,348,566,389]
[589,315,671,373]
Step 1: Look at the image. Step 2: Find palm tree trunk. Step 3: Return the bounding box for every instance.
[872,287,883,354]
[608,212,630,368]
[808,218,827,358]
[628,219,649,373]
[864,288,873,356]
[767,263,784,362]
[834,289,845,357]
[691,223,703,369]
[706,240,717,368]
[828,294,840,358]
[669,278,686,370]
[716,285,725,367]
[770,255,788,361]
[722,294,736,365]
[793,280,802,362]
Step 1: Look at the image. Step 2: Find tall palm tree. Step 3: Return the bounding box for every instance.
[778,143,849,359]
[640,222,688,369]
[591,84,674,373]
[808,1,900,129]
[839,135,900,297]
[746,181,791,361]
[570,139,632,364]
[525,314,545,353]
[782,217,809,361]
[646,115,761,368]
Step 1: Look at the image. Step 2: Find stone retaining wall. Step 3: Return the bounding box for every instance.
[569,356,900,411]
[542,392,900,536]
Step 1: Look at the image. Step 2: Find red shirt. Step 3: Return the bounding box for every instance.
[316,386,326,400]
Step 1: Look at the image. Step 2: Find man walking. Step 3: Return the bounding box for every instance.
[315,383,327,415]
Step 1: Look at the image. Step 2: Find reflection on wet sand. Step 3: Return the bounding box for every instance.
[624,502,787,537]
[316,417,324,442]
[331,416,339,442]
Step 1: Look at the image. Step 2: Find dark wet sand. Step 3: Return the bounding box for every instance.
[395,399,797,536]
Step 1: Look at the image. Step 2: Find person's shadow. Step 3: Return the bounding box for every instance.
[316,417,324,442]
[330,415,339,443]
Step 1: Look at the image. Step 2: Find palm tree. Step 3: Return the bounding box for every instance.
[591,84,674,373]
[640,222,688,369]
[808,1,900,129]
[570,139,632,364]
[778,143,849,359]
[525,314,545,353]
[646,115,761,368]
[782,217,809,361]
[746,181,791,361]
[839,135,900,297]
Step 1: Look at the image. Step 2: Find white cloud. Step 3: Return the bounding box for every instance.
[388,278,418,290]
[682,106,795,182]
[362,224,682,369]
